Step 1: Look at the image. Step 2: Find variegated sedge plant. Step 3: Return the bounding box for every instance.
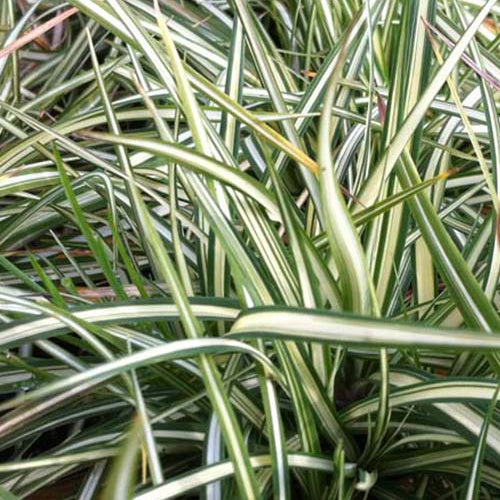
[0,0,498,498]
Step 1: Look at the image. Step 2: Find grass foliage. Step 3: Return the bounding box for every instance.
[0,0,499,498]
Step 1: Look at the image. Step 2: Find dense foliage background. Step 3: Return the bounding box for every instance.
[0,0,498,498]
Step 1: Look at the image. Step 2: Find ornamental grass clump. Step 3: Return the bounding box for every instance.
[0,0,498,498]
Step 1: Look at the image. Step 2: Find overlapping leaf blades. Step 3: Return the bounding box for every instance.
[0,0,498,498]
